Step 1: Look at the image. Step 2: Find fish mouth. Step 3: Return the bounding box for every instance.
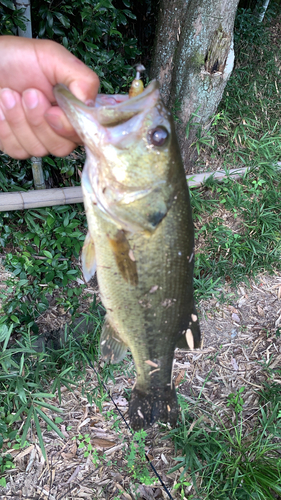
[54,80,166,232]
[53,80,160,135]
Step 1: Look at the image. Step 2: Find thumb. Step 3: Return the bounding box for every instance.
[35,39,100,103]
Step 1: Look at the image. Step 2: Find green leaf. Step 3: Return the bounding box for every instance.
[10,315,20,324]
[16,378,27,404]
[123,9,136,19]
[44,156,56,166]
[54,12,70,28]
[0,0,15,9]
[62,37,68,48]
[34,236,40,247]
[33,409,46,459]
[45,271,55,283]
[38,23,46,37]
[43,250,52,259]
[52,26,65,36]
[20,406,33,447]
[46,11,53,28]
[35,407,65,440]
[84,41,99,50]
[0,324,9,343]
[118,12,127,25]
[19,353,25,376]
[101,80,114,93]
[63,213,70,227]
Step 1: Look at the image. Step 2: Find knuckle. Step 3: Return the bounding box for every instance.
[49,141,75,158]
[27,143,48,158]
[7,144,30,159]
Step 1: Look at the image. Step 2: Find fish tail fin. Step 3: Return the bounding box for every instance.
[129,384,178,430]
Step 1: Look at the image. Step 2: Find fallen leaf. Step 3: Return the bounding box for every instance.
[175,369,185,387]
[135,485,155,500]
[231,357,239,371]
[61,441,77,459]
[228,305,239,314]
[92,437,117,448]
[112,396,128,407]
[257,305,265,317]
[232,313,240,323]
[60,424,69,438]
[145,360,158,368]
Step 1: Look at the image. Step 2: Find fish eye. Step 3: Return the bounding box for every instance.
[148,126,169,146]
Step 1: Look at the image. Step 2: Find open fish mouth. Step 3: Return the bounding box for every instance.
[53,80,160,135]
[53,80,170,233]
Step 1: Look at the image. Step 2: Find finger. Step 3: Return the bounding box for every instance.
[22,88,80,157]
[0,37,100,104]
[35,40,100,102]
[0,88,48,157]
[0,99,31,159]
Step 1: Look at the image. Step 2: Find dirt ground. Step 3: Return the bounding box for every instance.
[0,261,280,500]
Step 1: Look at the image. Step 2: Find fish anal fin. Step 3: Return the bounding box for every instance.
[82,232,97,282]
[100,320,127,364]
[108,230,138,286]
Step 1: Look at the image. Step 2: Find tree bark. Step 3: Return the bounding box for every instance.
[150,0,239,172]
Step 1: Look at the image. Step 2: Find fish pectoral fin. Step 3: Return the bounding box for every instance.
[108,230,138,286]
[176,311,201,350]
[82,232,97,282]
[100,320,127,364]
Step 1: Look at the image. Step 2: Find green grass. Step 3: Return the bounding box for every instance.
[167,393,281,500]
[191,162,281,299]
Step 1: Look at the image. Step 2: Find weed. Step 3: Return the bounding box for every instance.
[168,395,281,500]
[76,433,93,458]
[0,420,17,487]
[227,387,245,415]
[126,429,154,486]
[173,476,192,499]
[190,163,281,296]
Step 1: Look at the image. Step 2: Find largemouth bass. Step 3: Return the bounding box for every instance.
[54,80,201,430]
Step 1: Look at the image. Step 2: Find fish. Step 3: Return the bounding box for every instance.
[53,79,201,430]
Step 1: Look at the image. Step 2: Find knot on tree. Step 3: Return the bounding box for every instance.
[205,25,231,74]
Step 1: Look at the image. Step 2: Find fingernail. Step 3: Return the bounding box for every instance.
[44,113,64,130]
[1,89,16,110]
[23,89,39,110]
[85,99,95,107]
[0,107,5,121]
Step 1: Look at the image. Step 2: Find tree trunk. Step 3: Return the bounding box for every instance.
[150,0,239,172]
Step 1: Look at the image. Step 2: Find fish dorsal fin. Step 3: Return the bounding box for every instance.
[176,311,201,350]
[108,230,138,286]
[82,232,97,282]
[100,319,127,364]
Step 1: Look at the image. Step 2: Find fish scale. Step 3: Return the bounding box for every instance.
[54,79,201,430]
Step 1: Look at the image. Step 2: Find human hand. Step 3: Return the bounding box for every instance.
[0,36,99,159]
